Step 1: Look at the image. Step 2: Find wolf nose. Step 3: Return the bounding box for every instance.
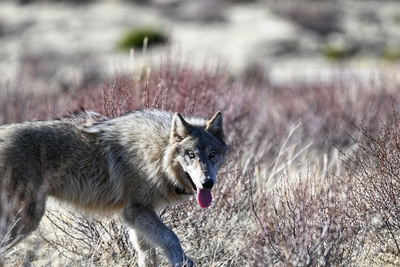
[201,179,214,189]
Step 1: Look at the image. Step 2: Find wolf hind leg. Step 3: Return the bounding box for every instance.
[128,228,157,267]
[0,195,46,251]
[0,179,47,253]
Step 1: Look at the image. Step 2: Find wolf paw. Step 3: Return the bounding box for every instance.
[173,256,193,267]
[184,257,194,267]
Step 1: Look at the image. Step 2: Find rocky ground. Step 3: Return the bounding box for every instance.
[1,0,400,91]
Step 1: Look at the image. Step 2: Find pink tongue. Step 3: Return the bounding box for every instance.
[197,188,212,208]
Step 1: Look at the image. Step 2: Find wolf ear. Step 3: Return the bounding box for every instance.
[171,113,191,143]
[206,111,224,141]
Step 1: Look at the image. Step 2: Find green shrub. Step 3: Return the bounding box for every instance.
[382,47,400,62]
[116,27,168,51]
[321,44,355,61]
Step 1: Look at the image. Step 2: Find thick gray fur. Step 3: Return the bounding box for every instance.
[0,109,227,266]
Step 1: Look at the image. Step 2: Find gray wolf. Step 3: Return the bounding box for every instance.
[0,109,228,266]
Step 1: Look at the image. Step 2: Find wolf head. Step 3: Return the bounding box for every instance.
[170,112,228,208]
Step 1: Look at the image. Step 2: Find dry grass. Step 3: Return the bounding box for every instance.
[339,105,400,266]
[1,54,400,266]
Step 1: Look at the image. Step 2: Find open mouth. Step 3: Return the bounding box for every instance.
[185,172,197,192]
[185,172,212,208]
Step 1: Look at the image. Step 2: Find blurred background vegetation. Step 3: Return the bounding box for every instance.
[1,0,400,92]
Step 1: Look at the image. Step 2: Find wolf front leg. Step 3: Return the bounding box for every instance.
[128,228,157,267]
[123,204,193,267]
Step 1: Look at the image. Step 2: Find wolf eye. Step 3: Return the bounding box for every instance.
[187,151,195,159]
[209,152,216,158]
